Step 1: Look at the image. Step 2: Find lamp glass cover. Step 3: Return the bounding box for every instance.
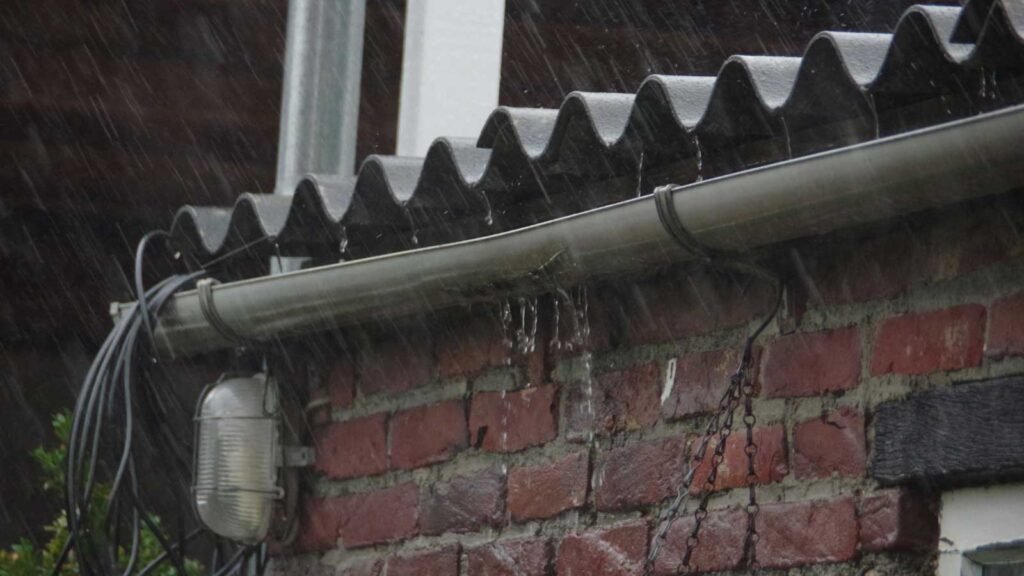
[193,374,279,544]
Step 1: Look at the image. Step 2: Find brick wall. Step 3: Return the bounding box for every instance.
[272,192,1024,575]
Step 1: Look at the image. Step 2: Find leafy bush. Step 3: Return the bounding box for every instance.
[0,411,202,576]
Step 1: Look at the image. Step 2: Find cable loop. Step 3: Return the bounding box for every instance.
[654,185,718,262]
[197,278,254,347]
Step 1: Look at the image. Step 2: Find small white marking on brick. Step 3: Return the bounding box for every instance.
[661,358,678,406]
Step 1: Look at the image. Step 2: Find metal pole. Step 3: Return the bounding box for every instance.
[274,0,367,196]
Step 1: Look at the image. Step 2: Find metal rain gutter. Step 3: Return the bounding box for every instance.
[144,105,1024,359]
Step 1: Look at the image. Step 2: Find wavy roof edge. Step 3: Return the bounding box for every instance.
[170,0,1024,259]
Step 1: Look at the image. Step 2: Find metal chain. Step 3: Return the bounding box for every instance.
[740,345,761,571]
[646,178,782,575]
[644,305,774,575]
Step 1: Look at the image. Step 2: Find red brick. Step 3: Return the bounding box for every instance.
[663,348,750,420]
[336,558,382,576]
[508,451,589,522]
[792,409,866,479]
[335,483,419,548]
[922,207,1013,283]
[270,557,333,576]
[523,339,548,386]
[467,538,552,576]
[314,413,388,480]
[761,327,861,398]
[306,394,333,428]
[436,312,507,378]
[594,435,687,512]
[871,305,987,375]
[652,507,747,575]
[757,497,858,569]
[387,545,460,576]
[987,291,1024,358]
[309,358,356,423]
[625,269,775,345]
[565,363,660,440]
[359,330,433,396]
[859,489,939,552]
[327,357,356,408]
[420,467,505,535]
[807,227,919,305]
[390,400,467,470]
[469,385,558,453]
[690,425,788,494]
[294,497,344,553]
[556,520,648,576]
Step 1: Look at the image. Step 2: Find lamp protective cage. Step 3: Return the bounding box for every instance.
[193,373,282,545]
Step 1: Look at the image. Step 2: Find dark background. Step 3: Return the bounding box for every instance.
[0,0,949,546]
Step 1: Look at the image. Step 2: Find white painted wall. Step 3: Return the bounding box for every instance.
[938,483,1024,576]
[396,0,505,157]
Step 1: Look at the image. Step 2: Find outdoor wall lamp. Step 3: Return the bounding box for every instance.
[192,373,313,544]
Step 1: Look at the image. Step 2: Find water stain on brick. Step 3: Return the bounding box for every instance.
[871,305,986,375]
[565,363,660,439]
[508,451,589,521]
[420,467,506,535]
[556,520,648,576]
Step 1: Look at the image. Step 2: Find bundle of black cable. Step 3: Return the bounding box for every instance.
[55,232,268,576]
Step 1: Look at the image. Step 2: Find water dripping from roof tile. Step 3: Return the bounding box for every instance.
[780,115,793,159]
[574,286,595,445]
[515,296,528,354]
[549,295,562,354]
[499,299,514,366]
[479,189,494,227]
[868,93,880,139]
[404,208,419,246]
[526,296,538,355]
[635,152,645,198]
[338,225,349,256]
[500,387,508,453]
[692,133,704,183]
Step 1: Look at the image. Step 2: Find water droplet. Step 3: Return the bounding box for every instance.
[515,297,528,355]
[692,133,704,183]
[635,152,645,198]
[338,225,349,255]
[550,295,562,354]
[522,296,538,355]
[868,93,880,139]
[480,189,494,227]
[500,388,509,452]
[780,115,793,159]
[404,208,419,246]
[499,299,513,365]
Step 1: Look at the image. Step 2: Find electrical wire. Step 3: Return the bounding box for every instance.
[55,232,273,576]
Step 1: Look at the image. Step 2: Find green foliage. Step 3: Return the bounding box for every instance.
[0,411,203,576]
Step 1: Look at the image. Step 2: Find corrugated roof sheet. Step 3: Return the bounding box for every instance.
[169,0,1024,264]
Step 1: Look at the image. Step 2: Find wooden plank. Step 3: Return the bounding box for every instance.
[872,377,1024,486]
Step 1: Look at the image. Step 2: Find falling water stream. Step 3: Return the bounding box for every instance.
[480,189,495,227]
[780,115,793,159]
[338,225,349,255]
[692,133,704,182]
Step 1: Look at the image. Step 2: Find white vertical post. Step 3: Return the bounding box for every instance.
[397,0,506,157]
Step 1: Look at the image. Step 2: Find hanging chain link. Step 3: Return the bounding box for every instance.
[644,273,779,576]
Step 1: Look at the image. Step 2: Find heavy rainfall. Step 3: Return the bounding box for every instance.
[2,0,1023,575]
